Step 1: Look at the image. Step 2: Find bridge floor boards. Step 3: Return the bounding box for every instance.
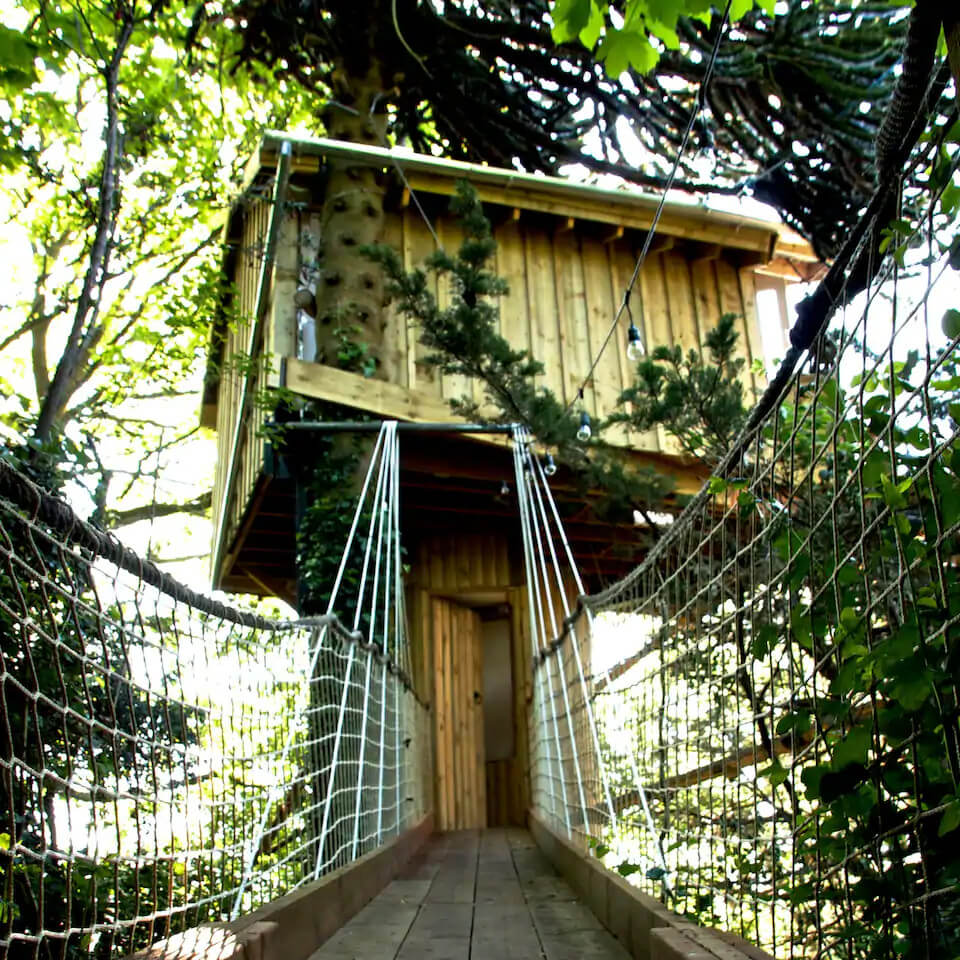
[307,829,629,960]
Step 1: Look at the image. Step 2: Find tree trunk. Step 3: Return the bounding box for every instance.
[312,62,390,374]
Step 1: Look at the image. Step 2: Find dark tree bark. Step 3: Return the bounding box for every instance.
[208,0,940,260]
[33,12,136,444]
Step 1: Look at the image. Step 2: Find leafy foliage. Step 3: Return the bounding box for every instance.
[0,0,318,522]
[757,338,960,957]
[363,181,676,522]
[612,312,749,464]
[551,0,774,75]
[214,0,920,257]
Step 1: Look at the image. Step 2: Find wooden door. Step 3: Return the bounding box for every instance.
[484,588,532,826]
[431,597,486,829]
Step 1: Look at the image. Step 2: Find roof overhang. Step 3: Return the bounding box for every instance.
[251,131,817,262]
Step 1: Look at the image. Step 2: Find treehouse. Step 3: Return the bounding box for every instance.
[202,132,816,830]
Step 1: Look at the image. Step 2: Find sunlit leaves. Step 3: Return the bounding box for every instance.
[0,0,319,511]
[551,0,768,76]
[0,24,38,91]
[597,30,659,74]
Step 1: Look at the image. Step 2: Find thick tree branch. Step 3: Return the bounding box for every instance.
[105,490,213,529]
[33,11,136,443]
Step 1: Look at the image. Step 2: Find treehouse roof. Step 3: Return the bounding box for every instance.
[249,131,815,260]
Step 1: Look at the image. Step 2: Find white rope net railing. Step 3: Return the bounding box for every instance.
[512,426,667,882]
[522,92,960,959]
[0,422,431,959]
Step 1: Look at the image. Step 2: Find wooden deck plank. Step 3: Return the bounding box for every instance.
[306,829,630,960]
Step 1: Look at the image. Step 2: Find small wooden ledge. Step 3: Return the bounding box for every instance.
[130,815,434,960]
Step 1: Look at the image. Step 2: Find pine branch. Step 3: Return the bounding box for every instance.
[364,181,673,522]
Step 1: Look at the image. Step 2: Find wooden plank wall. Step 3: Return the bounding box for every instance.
[352,208,761,455]
[213,198,272,556]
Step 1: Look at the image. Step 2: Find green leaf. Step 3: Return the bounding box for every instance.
[645,865,667,881]
[881,476,907,510]
[937,801,960,837]
[579,2,605,48]
[729,0,755,19]
[0,25,38,90]
[761,761,789,786]
[776,711,813,738]
[647,19,681,50]
[801,765,827,801]
[597,30,659,76]
[551,0,594,43]
[833,725,871,770]
[942,308,960,341]
[941,183,960,218]
[751,623,778,658]
[616,861,642,877]
[790,606,812,650]
[891,671,933,712]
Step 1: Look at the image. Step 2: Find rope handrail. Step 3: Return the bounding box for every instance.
[0,423,431,956]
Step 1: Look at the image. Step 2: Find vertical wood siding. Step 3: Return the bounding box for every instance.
[368,207,761,454]
[212,198,272,561]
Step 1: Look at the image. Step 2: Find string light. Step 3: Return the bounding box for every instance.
[500,480,510,496]
[627,322,645,362]
[561,0,735,417]
[543,453,557,476]
[576,411,592,443]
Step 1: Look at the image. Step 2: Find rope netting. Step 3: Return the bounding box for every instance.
[526,87,960,960]
[0,423,431,959]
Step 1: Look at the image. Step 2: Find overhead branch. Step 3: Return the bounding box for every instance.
[105,490,213,529]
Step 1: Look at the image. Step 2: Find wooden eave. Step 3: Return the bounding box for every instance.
[254,131,818,261]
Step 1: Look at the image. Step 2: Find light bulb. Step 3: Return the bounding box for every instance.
[500,480,510,497]
[544,454,557,477]
[626,322,645,362]
[576,411,592,443]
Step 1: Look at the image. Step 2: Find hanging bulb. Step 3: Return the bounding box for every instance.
[576,411,592,443]
[500,480,510,497]
[626,322,645,362]
[543,453,557,477]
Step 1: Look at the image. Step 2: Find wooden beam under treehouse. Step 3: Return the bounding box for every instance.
[282,356,462,425]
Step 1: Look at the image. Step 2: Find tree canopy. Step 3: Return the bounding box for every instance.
[0,2,317,546]
[212,0,928,257]
[1,0,953,528]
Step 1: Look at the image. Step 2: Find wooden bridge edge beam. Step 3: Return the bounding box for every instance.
[528,811,774,960]
[129,814,434,960]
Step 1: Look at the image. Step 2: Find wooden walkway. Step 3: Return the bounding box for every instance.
[307,829,631,960]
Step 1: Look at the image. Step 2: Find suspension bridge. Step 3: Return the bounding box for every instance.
[2,37,959,960]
